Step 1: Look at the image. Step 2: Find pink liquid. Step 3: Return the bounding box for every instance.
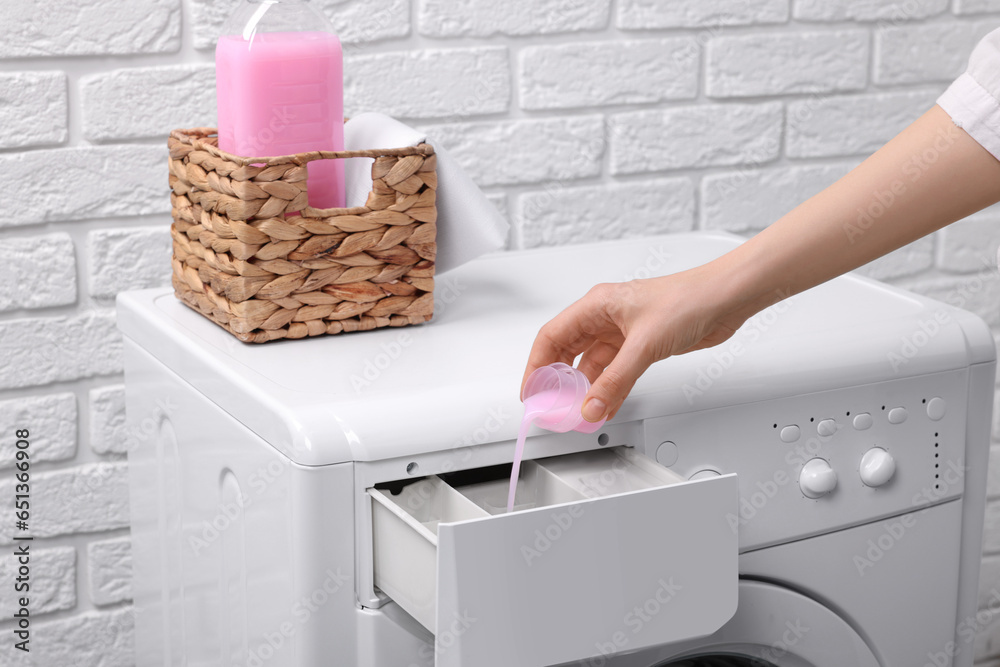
[216,31,345,209]
[506,389,559,513]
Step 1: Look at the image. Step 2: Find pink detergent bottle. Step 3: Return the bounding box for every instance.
[216,0,345,209]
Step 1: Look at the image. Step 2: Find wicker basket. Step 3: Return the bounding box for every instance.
[167,128,437,343]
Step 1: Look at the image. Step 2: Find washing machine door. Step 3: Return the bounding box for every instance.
[587,580,879,667]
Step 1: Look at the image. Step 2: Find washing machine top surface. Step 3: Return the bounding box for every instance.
[117,232,994,465]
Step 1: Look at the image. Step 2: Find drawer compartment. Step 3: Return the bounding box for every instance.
[368,446,738,667]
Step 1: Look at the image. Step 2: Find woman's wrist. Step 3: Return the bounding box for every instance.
[696,240,784,326]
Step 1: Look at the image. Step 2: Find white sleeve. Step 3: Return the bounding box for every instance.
[938,28,1000,161]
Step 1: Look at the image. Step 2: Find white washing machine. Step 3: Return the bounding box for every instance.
[118,232,996,667]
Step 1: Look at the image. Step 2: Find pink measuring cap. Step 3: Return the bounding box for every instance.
[521,362,607,434]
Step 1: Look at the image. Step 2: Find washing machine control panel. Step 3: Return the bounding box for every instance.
[644,369,968,552]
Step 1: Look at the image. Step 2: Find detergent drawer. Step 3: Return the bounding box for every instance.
[367,446,739,667]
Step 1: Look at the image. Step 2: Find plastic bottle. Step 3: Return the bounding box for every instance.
[216,0,345,209]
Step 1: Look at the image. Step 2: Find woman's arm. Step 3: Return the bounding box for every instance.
[524,105,1000,424]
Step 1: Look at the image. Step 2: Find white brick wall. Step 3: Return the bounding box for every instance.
[519,39,698,109]
[0,0,181,58]
[345,47,511,119]
[0,72,68,149]
[706,31,869,97]
[2,1,1000,664]
[0,394,77,468]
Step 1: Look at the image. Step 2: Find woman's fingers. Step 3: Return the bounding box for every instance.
[581,337,653,423]
[577,339,622,385]
[520,287,614,394]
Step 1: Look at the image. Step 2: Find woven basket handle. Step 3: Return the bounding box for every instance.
[169,127,434,167]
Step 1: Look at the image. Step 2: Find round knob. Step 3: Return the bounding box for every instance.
[860,448,896,488]
[689,469,721,481]
[799,459,837,499]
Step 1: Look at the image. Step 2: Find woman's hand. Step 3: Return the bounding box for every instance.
[521,261,764,423]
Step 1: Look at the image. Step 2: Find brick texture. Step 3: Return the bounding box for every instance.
[787,90,940,158]
[0,393,77,469]
[0,463,129,544]
[82,65,216,141]
[701,163,854,232]
[707,31,869,98]
[90,385,128,455]
[88,537,132,606]
[2,608,134,667]
[938,210,1000,274]
[617,0,789,28]
[192,0,411,50]
[417,0,610,37]
[345,47,510,119]
[520,39,698,110]
[0,0,180,58]
[0,72,68,149]
[0,547,76,617]
[0,233,77,312]
[875,23,993,85]
[956,0,1000,12]
[792,0,949,21]
[0,312,122,390]
[911,273,1000,327]
[422,117,605,186]
[609,103,783,174]
[517,178,695,248]
[0,146,169,227]
[88,227,172,300]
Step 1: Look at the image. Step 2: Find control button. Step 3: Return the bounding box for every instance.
[927,397,946,421]
[859,447,896,487]
[689,469,721,481]
[853,413,873,430]
[780,425,800,443]
[887,407,908,424]
[799,458,837,499]
[817,419,837,437]
[656,441,679,467]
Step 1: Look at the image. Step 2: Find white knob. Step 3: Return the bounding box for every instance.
[860,448,896,488]
[689,469,721,481]
[800,458,837,499]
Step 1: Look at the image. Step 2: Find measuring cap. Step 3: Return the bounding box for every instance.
[521,362,607,434]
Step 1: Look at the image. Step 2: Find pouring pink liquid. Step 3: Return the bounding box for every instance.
[216,30,345,209]
[506,364,607,512]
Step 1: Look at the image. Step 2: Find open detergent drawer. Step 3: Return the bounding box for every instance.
[368,446,739,667]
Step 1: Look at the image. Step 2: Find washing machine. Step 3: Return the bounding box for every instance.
[118,232,996,667]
